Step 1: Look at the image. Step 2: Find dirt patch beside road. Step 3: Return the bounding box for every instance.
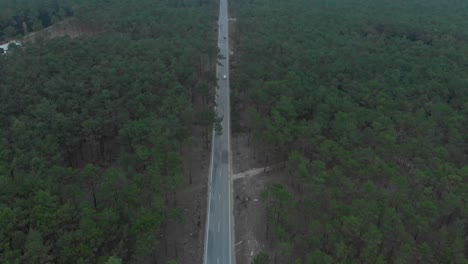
[231,133,265,174]
[154,133,211,264]
[232,132,287,263]
[234,169,287,264]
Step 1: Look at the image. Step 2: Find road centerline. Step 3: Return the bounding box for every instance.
[203,0,233,263]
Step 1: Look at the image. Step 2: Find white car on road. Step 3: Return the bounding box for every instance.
[223,75,227,79]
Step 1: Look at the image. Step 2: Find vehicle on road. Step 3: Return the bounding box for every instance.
[223,75,227,79]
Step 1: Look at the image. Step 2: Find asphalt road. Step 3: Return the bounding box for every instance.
[203,0,233,263]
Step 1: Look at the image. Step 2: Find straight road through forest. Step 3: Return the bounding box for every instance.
[203,0,233,263]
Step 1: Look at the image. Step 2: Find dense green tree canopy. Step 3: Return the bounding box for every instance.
[232,0,468,263]
[0,0,216,263]
[0,0,77,39]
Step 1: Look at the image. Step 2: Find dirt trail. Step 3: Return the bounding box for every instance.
[233,162,286,180]
[233,167,271,180]
[231,132,287,263]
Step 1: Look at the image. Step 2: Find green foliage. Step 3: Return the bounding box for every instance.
[233,0,468,263]
[252,251,270,264]
[0,0,216,263]
[105,256,122,264]
[0,0,76,40]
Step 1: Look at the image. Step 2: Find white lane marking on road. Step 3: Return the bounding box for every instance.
[218,221,220,232]
[217,257,220,264]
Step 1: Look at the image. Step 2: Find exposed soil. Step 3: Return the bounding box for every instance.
[154,133,211,263]
[231,133,265,175]
[232,133,287,264]
[234,168,288,264]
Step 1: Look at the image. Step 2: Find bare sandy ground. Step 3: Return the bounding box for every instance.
[232,132,287,264]
[153,135,211,264]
